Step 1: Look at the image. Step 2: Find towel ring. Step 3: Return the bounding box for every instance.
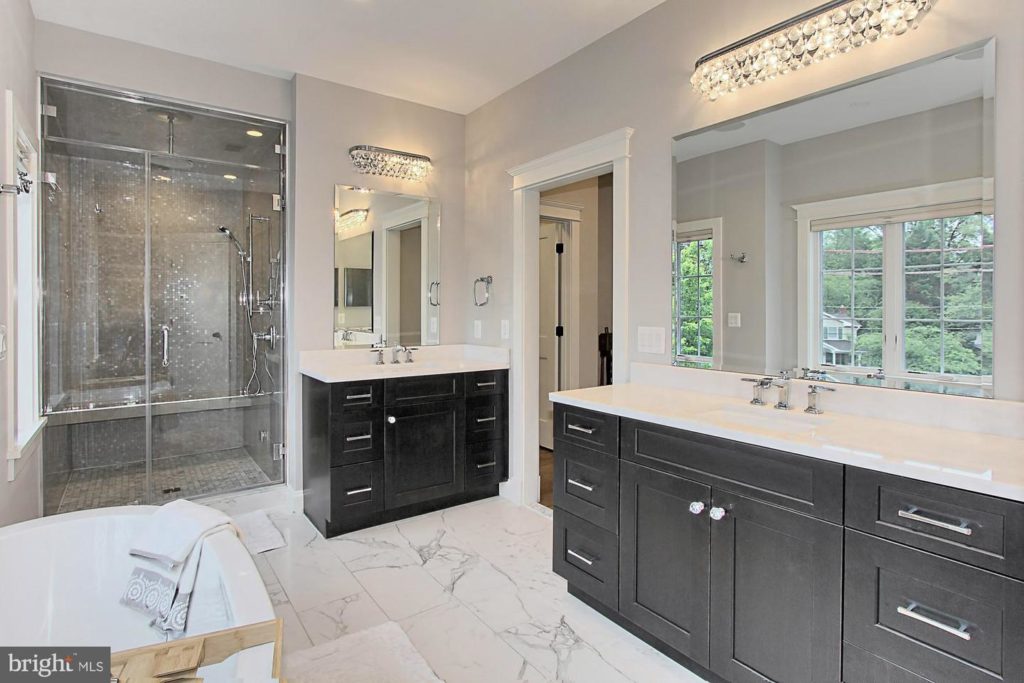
[473,276,493,307]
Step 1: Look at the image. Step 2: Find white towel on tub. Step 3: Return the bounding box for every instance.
[121,500,237,635]
[128,499,233,567]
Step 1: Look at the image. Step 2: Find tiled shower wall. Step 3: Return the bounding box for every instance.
[41,150,284,513]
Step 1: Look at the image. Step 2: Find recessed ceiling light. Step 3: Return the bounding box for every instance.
[223,174,237,180]
[246,130,263,137]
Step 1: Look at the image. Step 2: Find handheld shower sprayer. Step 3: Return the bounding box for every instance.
[217,226,247,257]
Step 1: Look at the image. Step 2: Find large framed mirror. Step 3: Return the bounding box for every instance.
[672,41,995,398]
[334,186,441,348]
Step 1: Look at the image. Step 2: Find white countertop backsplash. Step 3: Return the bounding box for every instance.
[300,344,509,383]
[551,363,1024,502]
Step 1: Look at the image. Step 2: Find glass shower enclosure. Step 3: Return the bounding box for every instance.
[40,79,287,514]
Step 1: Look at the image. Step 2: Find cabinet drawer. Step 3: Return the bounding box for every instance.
[465,440,502,489]
[330,461,384,521]
[554,404,618,456]
[331,380,383,412]
[553,509,618,610]
[553,441,618,533]
[847,468,1024,580]
[465,369,507,398]
[385,373,463,405]
[329,410,383,466]
[844,530,1024,683]
[466,395,506,443]
[621,418,843,523]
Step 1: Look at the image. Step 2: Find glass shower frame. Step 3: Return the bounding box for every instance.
[39,77,289,511]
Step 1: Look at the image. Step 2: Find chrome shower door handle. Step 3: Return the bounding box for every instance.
[160,324,170,367]
[428,281,441,307]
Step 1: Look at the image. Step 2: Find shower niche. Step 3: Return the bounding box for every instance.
[40,79,287,514]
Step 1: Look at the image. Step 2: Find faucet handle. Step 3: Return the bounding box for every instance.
[808,384,836,393]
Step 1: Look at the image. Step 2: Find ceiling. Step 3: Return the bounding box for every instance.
[30,0,667,115]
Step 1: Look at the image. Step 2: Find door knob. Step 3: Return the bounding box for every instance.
[709,506,727,521]
[688,501,706,515]
[387,416,397,424]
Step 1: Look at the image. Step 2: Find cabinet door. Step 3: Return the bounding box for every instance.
[384,399,465,508]
[709,490,843,683]
[619,461,711,666]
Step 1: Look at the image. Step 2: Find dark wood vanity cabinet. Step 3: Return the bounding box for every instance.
[552,403,1024,683]
[303,370,508,537]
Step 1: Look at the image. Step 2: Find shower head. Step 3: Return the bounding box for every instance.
[218,226,247,256]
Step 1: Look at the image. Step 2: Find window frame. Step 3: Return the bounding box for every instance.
[672,217,723,370]
[796,178,994,391]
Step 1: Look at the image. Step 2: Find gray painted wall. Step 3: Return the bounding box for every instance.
[0,0,40,526]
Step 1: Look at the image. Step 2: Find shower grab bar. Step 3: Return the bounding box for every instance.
[160,324,170,368]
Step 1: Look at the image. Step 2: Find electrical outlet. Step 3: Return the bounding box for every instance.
[501,320,510,340]
[473,320,482,339]
[728,312,742,328]
[636,326,666,354]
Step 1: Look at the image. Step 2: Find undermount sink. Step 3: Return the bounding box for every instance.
[700,404,831,435]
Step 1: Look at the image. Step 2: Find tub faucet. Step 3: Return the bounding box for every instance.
[773,370,792,410]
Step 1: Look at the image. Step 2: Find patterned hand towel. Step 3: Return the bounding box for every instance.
[121,500,237,635]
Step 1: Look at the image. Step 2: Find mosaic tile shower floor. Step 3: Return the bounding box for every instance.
[55,448,273,513]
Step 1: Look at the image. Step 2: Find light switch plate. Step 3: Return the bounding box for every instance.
[728,312,742,328]
[473,320,482,339]
[636,326,666,354]
[500,320,510,340]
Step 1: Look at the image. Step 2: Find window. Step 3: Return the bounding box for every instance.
[798,180,994,395]
[673,218,722,369]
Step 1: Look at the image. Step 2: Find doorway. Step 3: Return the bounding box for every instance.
[384,219,424,347]
[536,176,614,508]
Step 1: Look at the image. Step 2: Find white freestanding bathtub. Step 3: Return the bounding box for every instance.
[0,506,275,681]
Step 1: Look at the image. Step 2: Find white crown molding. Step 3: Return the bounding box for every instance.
[508,127,634,191]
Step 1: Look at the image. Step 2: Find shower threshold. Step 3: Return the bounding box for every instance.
[54,448,276,514]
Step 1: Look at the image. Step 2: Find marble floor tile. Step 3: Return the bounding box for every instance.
[352,563,453,621]
[297,592,390,646]
[265,513,365,613]
[242,496,708,682]
[274,601,312,654]
[400,600,549,683]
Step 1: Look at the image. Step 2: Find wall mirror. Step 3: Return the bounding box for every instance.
[334,186,441,348]
[672,41,996,398]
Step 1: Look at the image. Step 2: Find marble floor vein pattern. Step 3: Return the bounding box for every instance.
[244,497,707,682]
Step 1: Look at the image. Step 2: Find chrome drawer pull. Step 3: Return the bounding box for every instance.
[897,603,972,641]
[567,549,594,566]
[345,434,372,442]
[567,423,595,435]
[898,507,973,536]
[476,381,497,388]
[346,486,373,496]
[346,393,372,400]
[476,461,496,469]
[476,416,497,423]
[567,478,594,492]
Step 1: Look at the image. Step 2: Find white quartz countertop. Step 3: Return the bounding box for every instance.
[300,345,509,383]
[551,383,1024,503]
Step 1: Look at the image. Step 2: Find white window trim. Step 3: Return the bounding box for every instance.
[673,217,723,370]
[795,178,994,387]
[4,89,45,476]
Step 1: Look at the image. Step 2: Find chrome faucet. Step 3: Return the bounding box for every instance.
[370,348,385,365]
[391,344,407,364]
[773,370,792,410]
[805,384,837,414]
[404,346,418,363]
[740,377,775,406]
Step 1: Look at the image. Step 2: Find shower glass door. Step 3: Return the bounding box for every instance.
[40,79,286,514]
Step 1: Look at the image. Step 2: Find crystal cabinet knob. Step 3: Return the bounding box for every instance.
[689,501,706,515]
[709,507,727,521]
[387,416,397,424]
